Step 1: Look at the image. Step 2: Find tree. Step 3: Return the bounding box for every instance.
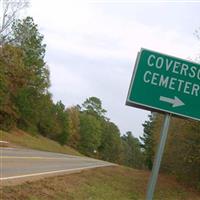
[11,17,49,93]
[53,101,68,145]
[145,110,200,189]
[10,17,50,129]
[154,116,200,189]
[82,97,107,119]
[121,131,144,169]
[140,113,155,170]
[79,113,102,155]
[0,16,49,131]
[98,121,122,163]
[36,93,55,136]
[0,44,28,130]
[0,0,29,45]
[67,106,80,148]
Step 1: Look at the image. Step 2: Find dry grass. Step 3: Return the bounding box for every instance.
[1,166,200,200]
[0,129,82,156]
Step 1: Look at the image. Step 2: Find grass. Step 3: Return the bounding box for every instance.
[1,130,200,199]
[0,129,82,156]
[1,166,200,200]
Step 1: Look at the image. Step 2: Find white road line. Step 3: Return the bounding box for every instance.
[0,164,113,181]
[0,156,102,162]
[0,156,78,160]
[1,156,105,162]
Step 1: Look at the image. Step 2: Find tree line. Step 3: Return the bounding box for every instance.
[141,113,200,190]
[0,16,144,169]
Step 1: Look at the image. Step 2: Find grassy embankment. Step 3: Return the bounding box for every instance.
[0,129,82,156]
[1,166,200,200]
[1,129,200,199]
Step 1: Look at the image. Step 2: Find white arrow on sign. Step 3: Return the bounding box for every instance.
[159,96,185,107]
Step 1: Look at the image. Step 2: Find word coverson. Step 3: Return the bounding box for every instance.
[143,54,200,97]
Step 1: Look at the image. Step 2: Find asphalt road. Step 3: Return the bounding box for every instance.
[0,148,114,183]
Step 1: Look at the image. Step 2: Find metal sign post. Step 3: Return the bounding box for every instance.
[146,113,171,200]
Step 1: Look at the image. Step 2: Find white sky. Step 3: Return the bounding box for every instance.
[28,0,200,138]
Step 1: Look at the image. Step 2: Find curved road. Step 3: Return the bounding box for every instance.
[0,148,114,184]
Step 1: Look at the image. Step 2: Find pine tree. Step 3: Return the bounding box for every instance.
[140,113,155,170]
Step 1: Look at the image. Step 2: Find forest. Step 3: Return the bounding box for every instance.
[141,113,200,190]
[0,15,144,169]
[0,0,200,191]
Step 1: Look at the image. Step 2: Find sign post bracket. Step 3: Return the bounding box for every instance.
[146,113,171,200]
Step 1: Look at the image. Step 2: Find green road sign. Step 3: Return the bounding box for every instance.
[126,48,200,121]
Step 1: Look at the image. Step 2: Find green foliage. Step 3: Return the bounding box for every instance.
[161,118,200,189]
[98,121,122,163]
[140,113,155,170]
[0,14,146,172]
[79,113,102,155]
[67,106,80,148]
[10,17,50,130]
[36,99,69,145]
[145,113,200,190]
[36,93,56,136]
[0,44,27,130]
[12,17,45,65]
[53,101,69,145]
[0,52,8,106]
[11,17,49,91]
[121,131,144,169]
[79,96,144,167]
[82,96,107,119]
[0,17,69,143]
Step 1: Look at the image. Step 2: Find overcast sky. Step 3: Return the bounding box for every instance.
[28,0,200,138]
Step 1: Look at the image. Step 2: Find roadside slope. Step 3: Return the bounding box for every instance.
[1,166,200,200]
[0,129,82,156]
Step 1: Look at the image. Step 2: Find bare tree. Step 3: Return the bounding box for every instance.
[0,0,29,45]
[194,27,200,63]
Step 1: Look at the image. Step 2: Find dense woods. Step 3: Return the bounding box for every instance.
[141,113,200,190]
[0,16,144,169]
